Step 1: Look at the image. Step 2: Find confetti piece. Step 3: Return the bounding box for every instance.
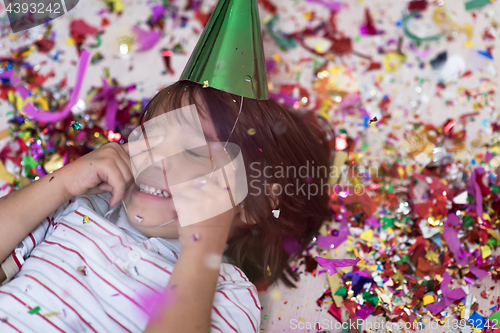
[0,160,16,184]
[83,216,90,224]
[427,273,467,314]
[383,53,406,72]
[315,256,361,275]
[131,26,161,52]
[71,122,82,131]
[77,266,87,276]
[28,307,41,314]
[465,0,492,10]
[203,80,209,88]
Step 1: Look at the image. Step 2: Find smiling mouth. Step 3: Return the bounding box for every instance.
[137,183,172,198]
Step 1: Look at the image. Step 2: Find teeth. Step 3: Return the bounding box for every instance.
[138,183,170,198]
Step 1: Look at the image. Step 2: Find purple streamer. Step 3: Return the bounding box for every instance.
[427,272,467,314]
[317,209,350,249]
[442,226,469,266]
[305,0,344,11]
[20,49,91,123]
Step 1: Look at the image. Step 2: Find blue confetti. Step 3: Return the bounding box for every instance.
[477,50,493,60]
[468,312,486,330]
[431,233,443,249]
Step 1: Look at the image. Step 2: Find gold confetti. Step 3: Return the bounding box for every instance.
[44,312,60,317]
[203,80,209,88]
[247,128,256,135]
[83,216,90,224]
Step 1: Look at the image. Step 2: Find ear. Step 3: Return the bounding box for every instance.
[236,182,280,225]
[269,183,280,209]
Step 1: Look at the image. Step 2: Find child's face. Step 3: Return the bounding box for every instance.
[121,94,245,239]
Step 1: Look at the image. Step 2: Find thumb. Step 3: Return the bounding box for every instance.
[120,142,129,155]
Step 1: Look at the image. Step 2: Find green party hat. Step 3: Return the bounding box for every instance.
[179,0,269,100]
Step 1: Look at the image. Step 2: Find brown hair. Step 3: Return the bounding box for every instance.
[139,81,331,288]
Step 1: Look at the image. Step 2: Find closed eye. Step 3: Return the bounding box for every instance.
[186,149,201,157]
[186,148,210,159]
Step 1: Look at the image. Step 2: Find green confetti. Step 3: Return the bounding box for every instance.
[381,216,395,229]
[21,155,39,175]
[463,215,474,228]
[28,306,41,314]
[362,291,379,307]
[465,0,491,10]
[71,122,82,131]
[423,279,435,292]
[334,286,347,297]
[361,142,369,151]
[489,309,500,326]
[264,315,268,320]
[486,237,498,247]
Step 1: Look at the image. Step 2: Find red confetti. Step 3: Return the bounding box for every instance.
[407,0,428,11]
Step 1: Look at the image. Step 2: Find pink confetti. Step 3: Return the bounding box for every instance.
[315,256,361,275]
[427,272,467,314]
[305,0,344,11]
[131,26,161,51]
[317,209,350,249]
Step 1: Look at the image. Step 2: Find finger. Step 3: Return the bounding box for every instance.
[112,157,132,196]
[97,161,127,207]
[114,147,134,185]
[98,183,114,192]
[107,142,134,183]
[86,187,108,196]
[120,142,129,155]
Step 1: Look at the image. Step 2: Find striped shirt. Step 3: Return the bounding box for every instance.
[0,193,261,332]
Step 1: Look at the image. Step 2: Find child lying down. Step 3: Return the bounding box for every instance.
[0,81,331,332]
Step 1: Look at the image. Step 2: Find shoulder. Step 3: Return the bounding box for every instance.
[213,264,261,333]
[217,263,261,309]
[218,263,253,286]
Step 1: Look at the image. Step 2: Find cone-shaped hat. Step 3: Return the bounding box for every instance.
[179,0,269,100]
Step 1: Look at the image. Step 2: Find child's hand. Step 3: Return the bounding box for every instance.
[59,142,133,207]
[175,173,236,253]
